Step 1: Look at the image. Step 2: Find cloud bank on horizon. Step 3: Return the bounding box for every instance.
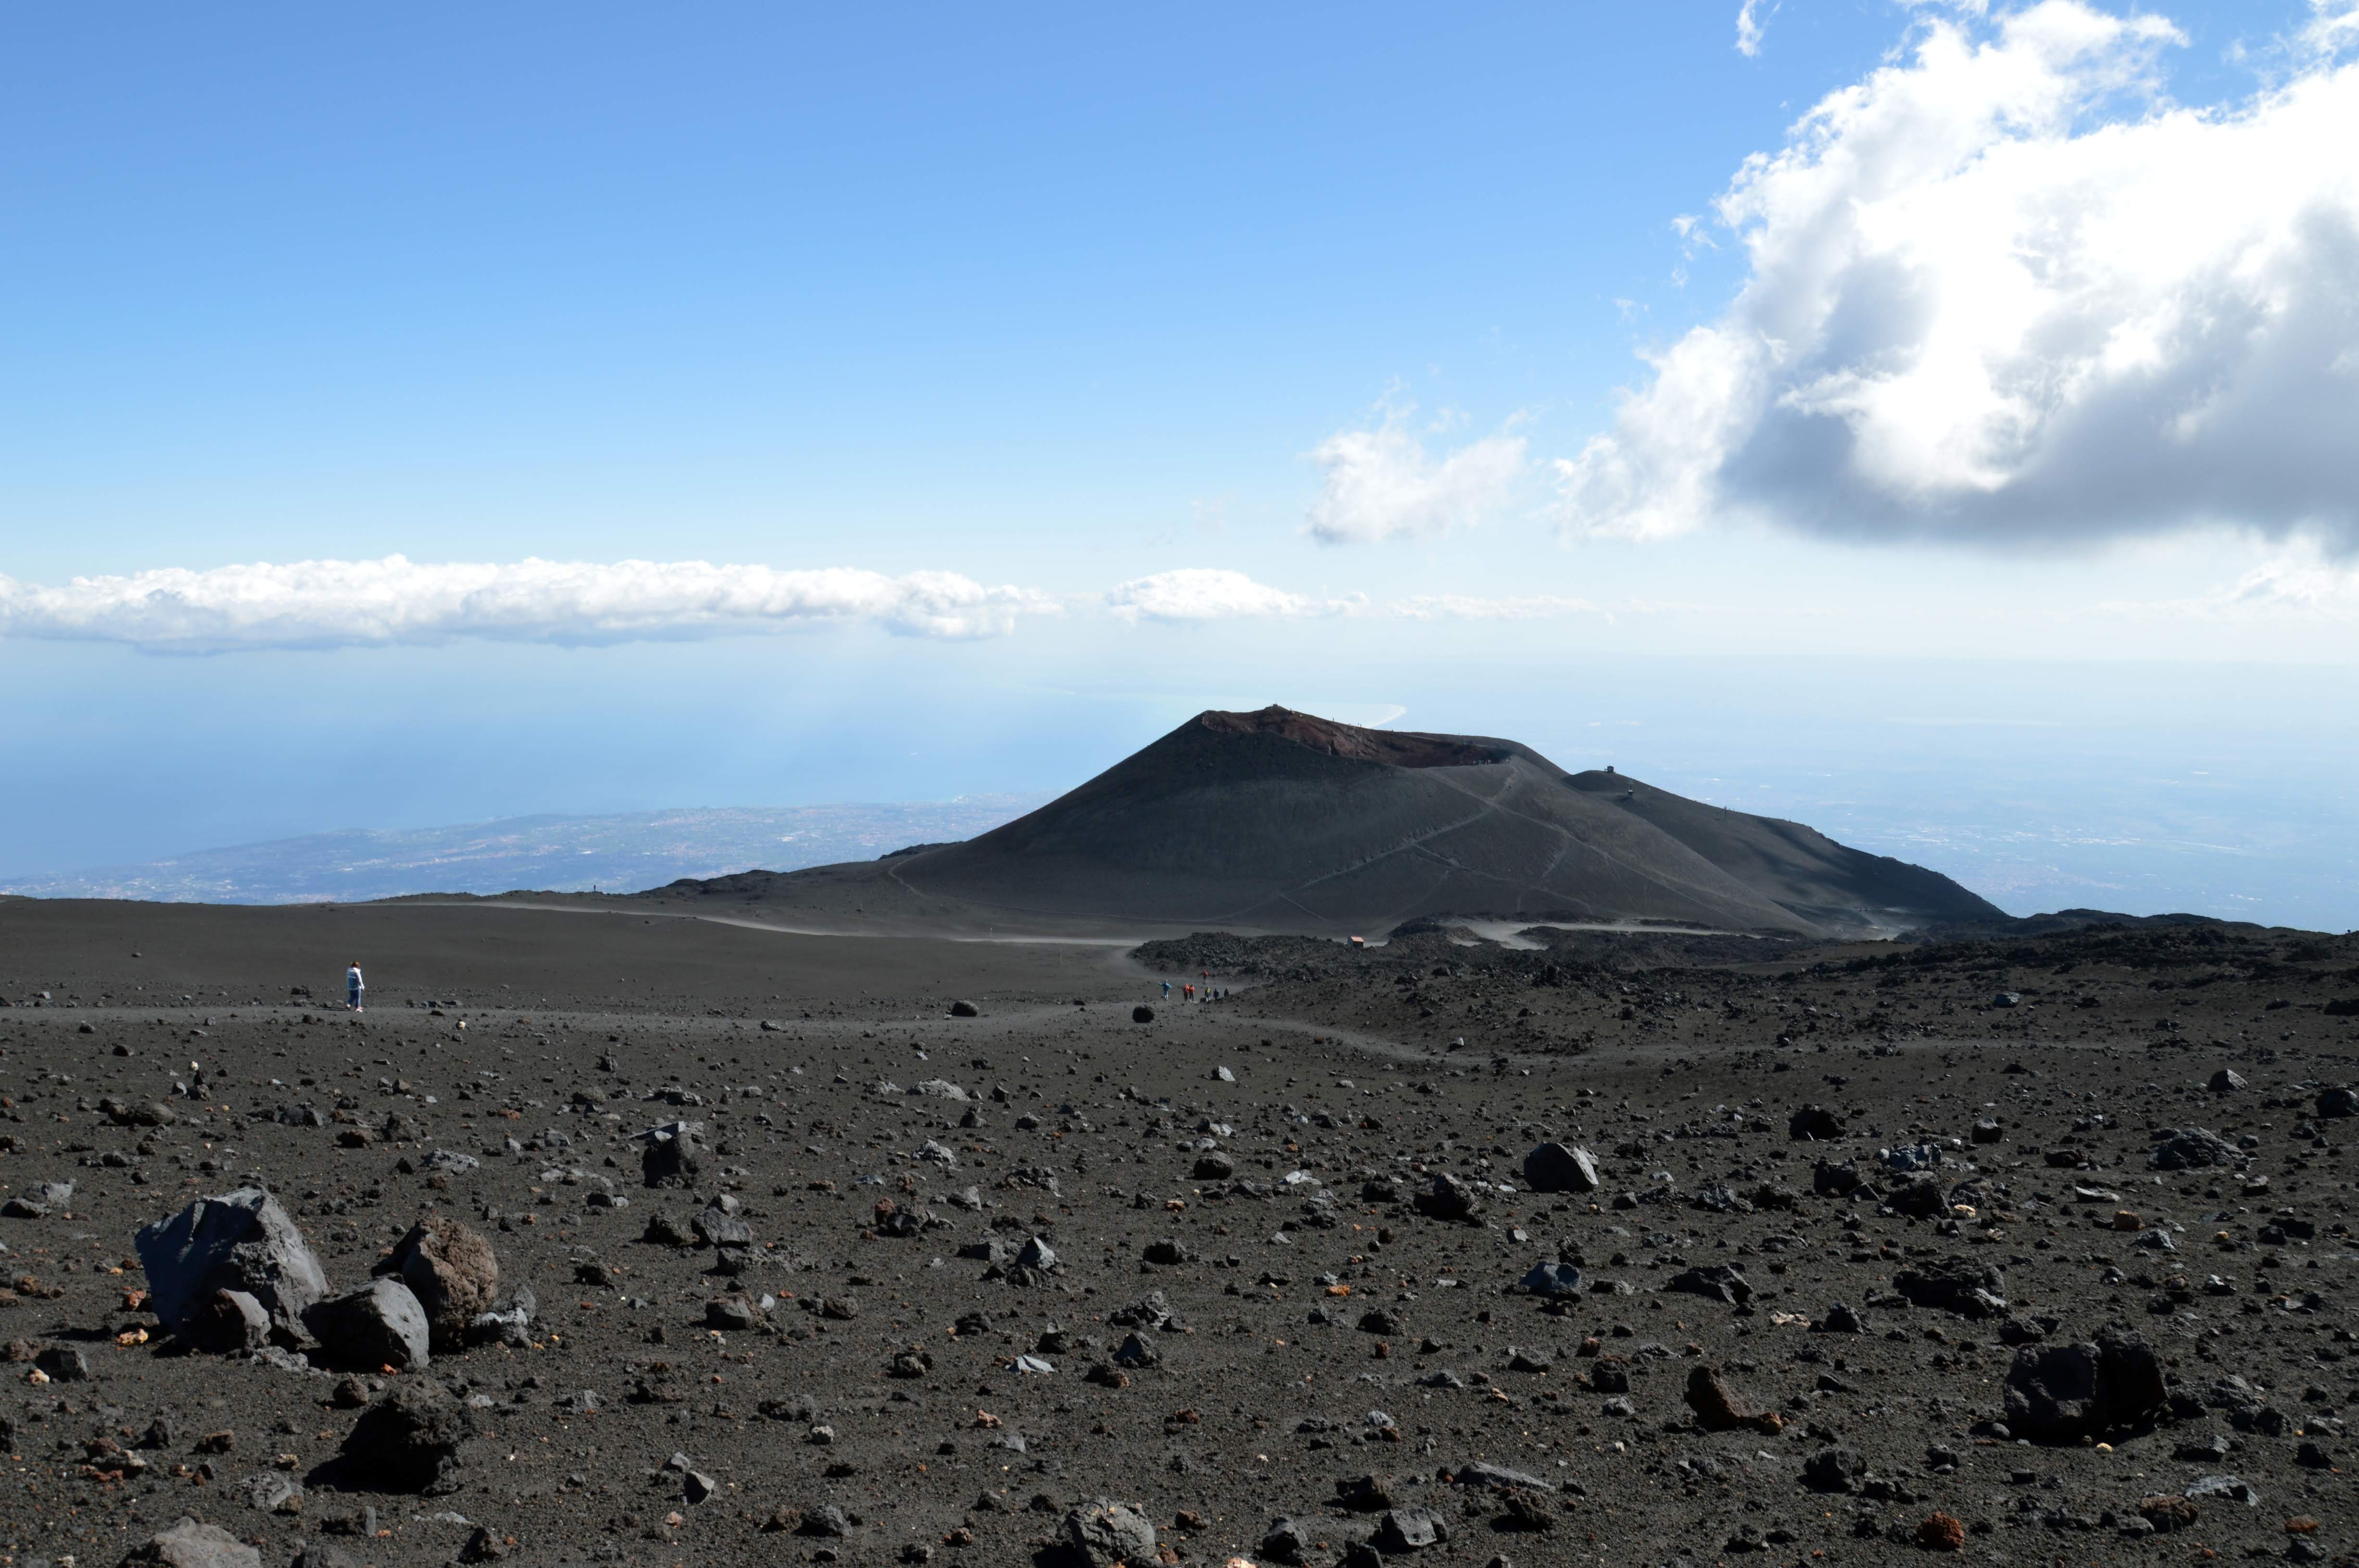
[0,557,1060,651]
[1091,570,1616,626]
[0,558,1630,651]
[1548,0,2359,552]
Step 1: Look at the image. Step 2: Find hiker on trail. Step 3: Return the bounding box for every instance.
[347,960,365,1013]
[1161,980,1172,999]
[1184,982,1195,1002]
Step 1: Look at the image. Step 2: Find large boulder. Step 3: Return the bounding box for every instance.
[1061,1499,1157,1567]
[375,1217,499,1352]
[117,1517,261,1568]
[2004,1328,2168,1441]
[303,1278,430,1372]
[339,1380,476,1493]
[135,1189,328,1345]
[1522,1142,1601,1194]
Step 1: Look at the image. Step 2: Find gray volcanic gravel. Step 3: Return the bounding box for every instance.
[0,900,2354,1567]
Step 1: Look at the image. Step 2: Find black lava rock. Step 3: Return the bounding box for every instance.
[339,1379,477,1493]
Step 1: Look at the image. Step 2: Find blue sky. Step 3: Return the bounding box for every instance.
[0,2,1891,576]
[4,1,2357,923]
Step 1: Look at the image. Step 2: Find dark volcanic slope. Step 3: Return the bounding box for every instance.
[1562,767,2002,936]
[3,899,2357,1568]
[654,706,2001,939]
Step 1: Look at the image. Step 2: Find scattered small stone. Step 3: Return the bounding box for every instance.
[1666,1264,1752,1305]
[1520,1142,1600,1194]
[1412,1173,1481,1222]
[1061,1498,1158,1567]
[1684,1366,1782,1434]
[117,1516,261,1568]
[1789,1105,1845,1141]
[2185,1474,2260,1507]
[1915,1512,1965,1551]
[33,1344,88,1382]
[1374,1506,1446,1552]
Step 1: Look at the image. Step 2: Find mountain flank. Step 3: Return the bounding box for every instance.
[643,706,2003,938]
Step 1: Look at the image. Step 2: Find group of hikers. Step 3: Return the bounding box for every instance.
[1159,968,1231,1003]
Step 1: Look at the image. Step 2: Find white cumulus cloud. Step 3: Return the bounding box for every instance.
[1558,1,2359,551]
[0,555,1059,652]
[2309,0,2359,55]
[1105,568,1362,623]
[1307,414,1526,544]
[1735,0,1773,56]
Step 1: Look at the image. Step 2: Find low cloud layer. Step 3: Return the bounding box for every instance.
[1106,570,1598,625]
[2100,552,2359,621]
[1560,1,2359,550]
[1307,415,1526,544]
[1394,592,1601,621]
[0,556,1059,651]
[0,557,1621,649]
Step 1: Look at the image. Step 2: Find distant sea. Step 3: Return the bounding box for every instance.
[0,797,1047,905]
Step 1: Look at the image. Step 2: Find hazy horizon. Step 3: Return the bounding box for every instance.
[9,666,2351,928]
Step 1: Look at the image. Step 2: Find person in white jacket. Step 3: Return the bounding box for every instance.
[347,961,365,1013]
